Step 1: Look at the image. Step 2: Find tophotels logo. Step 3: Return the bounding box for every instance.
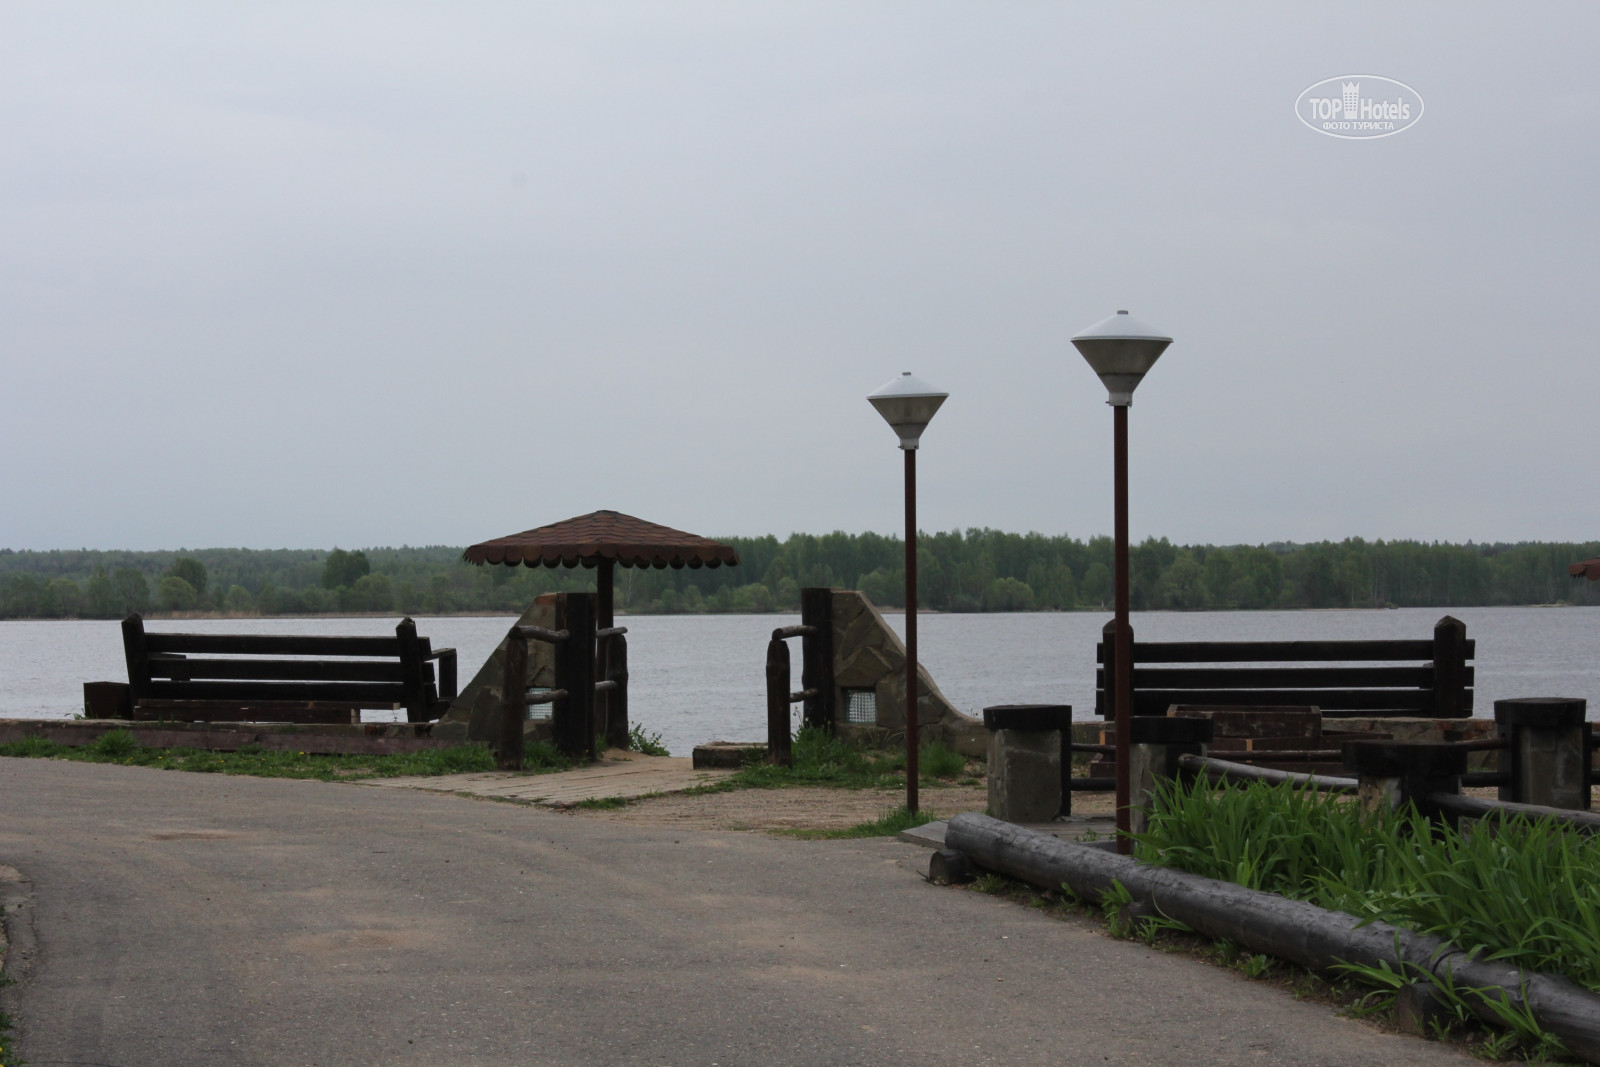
[1296,75,1423,139]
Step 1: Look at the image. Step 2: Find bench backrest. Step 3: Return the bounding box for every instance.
[122,615,441,717]
[1095,615,1473,719]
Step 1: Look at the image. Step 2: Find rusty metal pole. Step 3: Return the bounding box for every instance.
[905,446,919,814]
[1113,404,1133,854]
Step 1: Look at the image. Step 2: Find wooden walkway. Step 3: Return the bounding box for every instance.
[356,750,733,807]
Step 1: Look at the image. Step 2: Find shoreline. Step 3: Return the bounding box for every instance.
[0,602,1590,623]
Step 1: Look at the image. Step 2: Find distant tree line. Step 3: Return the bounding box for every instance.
[2,533,1598,619]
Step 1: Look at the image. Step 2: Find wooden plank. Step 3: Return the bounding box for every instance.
[1101,666,1449,689]
[766,637,793,767]
[1095,639,1457,663]
[143,633,403,657]
[143,680,408,704]
[1128,688,1435,714]
[603,632,629,751]
[147,658,410,682]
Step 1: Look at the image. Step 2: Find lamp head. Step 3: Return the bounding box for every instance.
[867,371,948,450]
[1071,309,1172,406]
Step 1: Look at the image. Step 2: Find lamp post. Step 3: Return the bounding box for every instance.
[868,371,948,814]
[1072,311,1172,854]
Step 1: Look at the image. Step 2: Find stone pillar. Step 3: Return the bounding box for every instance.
[1495,697,1590,810]
[1341,741,1467,822]
[1127,716,1213,835]
[983,705,1071,824]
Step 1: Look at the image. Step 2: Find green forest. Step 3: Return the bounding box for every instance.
[2,532,1598,620]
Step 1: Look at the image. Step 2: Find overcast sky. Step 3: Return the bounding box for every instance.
[3,3,1596,551]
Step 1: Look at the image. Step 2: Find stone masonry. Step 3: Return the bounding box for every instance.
[829,590,987,758]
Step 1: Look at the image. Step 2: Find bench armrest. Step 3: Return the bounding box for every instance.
[428,648,458,701]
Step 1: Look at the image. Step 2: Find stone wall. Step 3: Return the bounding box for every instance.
[432,595,559,745]
[829,590,987,758]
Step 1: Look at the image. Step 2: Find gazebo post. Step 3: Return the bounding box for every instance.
[597,558,615,630]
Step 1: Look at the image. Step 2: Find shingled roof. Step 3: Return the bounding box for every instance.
[1570,558,1600,581]
[463,510,740,570]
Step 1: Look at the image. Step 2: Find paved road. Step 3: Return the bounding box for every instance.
[0,758,1472,1067]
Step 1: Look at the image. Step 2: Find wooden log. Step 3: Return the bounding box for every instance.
[1433,616,1469,718]
[499,627,527,771]
[927,849,972,885]
[1177,753,1357,793]
[514,625,570,644]
[770,624,816,641]
[799,588,834,732]
[604,633,630,751]
[1429,792,1600,833]
[766,637,793,767]
[943,813,1600,1061]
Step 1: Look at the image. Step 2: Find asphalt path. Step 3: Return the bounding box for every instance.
[0,757,1473,1067]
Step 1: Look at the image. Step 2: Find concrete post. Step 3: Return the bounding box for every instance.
[1127,716,1213,835]
[1495,698,1589,810]
[1341,741,1467,822]
[982,705,1071,824]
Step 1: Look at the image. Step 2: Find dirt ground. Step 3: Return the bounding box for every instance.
[566,778,1117,832]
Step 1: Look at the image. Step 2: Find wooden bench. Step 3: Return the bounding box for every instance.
[1095,614,1473,720]
[119,614,457,724]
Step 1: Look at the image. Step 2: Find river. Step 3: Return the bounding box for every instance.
[3,606,1597,756]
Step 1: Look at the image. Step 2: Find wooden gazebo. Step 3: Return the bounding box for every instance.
[463,510,740,626]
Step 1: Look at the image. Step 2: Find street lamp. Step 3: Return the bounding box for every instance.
[1072,310,1172,854]
[868,371,948,814]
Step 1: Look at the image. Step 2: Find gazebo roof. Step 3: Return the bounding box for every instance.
[463,510,740,570]
[1570,558,1600,581]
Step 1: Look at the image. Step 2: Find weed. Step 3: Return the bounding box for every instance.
[91,729,139,758]
[973,872,1007,894]
[918,740,966,779]
[570,796,632,810]
[626,724,669,757]
[1241,954,1272,979]
[1100,880,1135,938]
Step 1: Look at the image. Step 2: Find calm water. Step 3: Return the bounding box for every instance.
[3,607,1598,756]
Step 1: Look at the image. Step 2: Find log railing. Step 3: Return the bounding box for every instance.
[758,589,835,767]
[497,593,629,770]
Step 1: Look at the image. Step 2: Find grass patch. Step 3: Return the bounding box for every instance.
[0,732,503,782]
[705,726,978,793]
[776,805,938,840]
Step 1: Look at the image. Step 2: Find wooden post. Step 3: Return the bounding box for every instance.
[1097,619,1115,720]
[553,593,597,760]
[766,637,794,766]
[604,633,630,750]
[799,587,834,733]
[1432,616,1468,718]
[396,617,430,724]
[498,627,527,771]
[121,614,153,708]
